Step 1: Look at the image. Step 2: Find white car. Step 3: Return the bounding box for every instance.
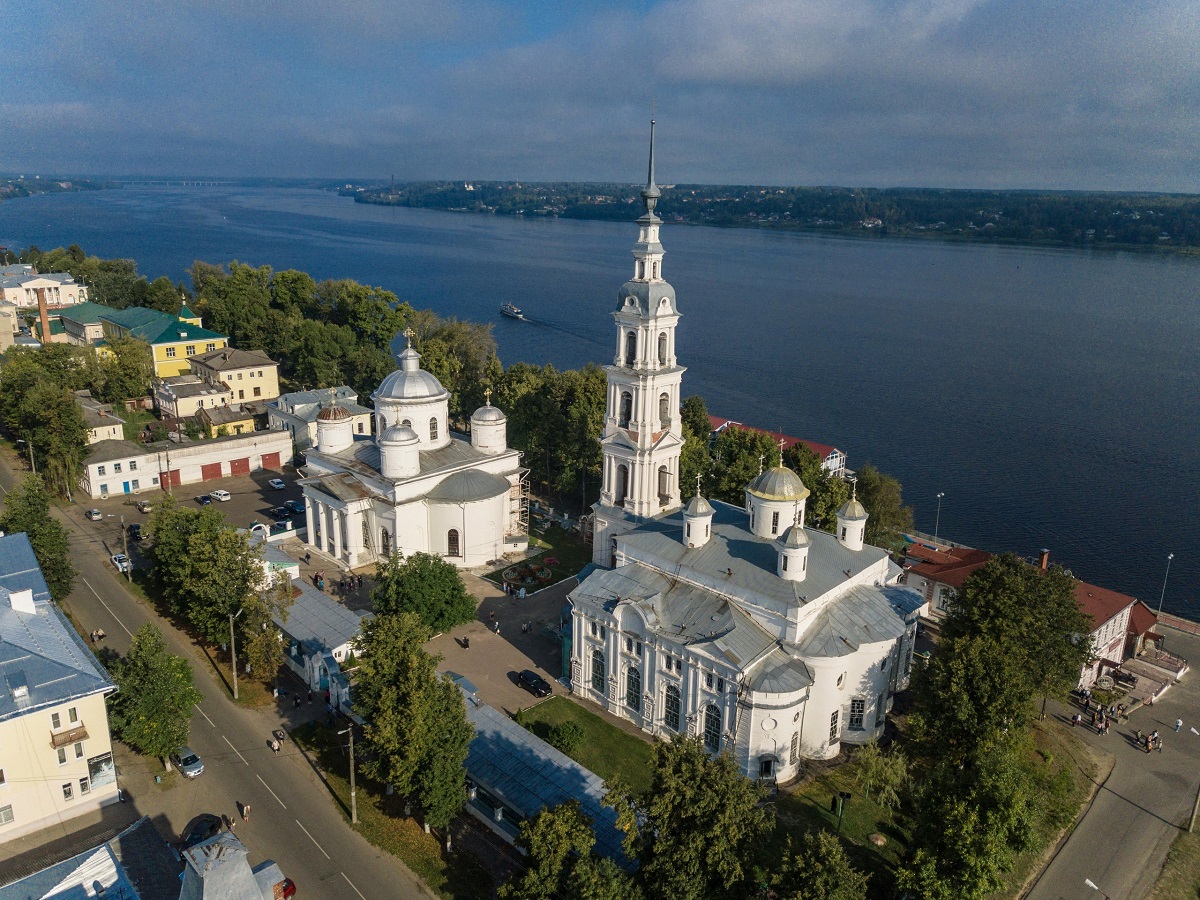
[268,478,286,490]
[85,509,103,521]
[210,489,231,502]
[110,554,130,573]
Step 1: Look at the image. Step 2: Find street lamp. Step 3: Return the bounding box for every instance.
[934,492,945,542]
[229,608,244,700]
[1084,877,1111,899]
[1156,553,1175,617]
[338,718,358,825]
[106,514,131,582]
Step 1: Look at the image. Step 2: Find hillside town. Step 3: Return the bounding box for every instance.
[0,132,1194,900]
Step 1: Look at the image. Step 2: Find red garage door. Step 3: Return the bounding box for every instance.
[230,458,250,476]
[201,463,222,481]
[261,452,281,470]
[166,469,181,488]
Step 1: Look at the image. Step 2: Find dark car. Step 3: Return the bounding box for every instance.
[270,506,290,520]
[179,813,223,850]
[518,669,552,698]
[128,523,143,541]
[195,494,212,506]
[284,499,306,514]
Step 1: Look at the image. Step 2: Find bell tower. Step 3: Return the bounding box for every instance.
[592,120,686,565]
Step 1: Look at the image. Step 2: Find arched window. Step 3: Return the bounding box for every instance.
[659,392,670,428]
[658,465,670,505]
[664,684,681,732]
[429,417,438,441]
[591,649,606,692]
[790,731,799,765]
[380,416,388,431]
[704,705,721,752]
[381,528,390,551]
[657,332,667,365]
[401,418,411,428]
[626,667,642,712]
[616,465,629,506]
[625,331,637,366]
[619,392,633,428]
[447,529,460,556]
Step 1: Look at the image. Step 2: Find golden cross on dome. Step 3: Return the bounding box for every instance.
[778,437,787,465]
[402,326,415,348]
[758,454,765,476]
[484,388,492,405]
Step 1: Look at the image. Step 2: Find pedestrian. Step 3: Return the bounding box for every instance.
[1109,704,1116,718]
[242,803,251,822]
[1176,718,1183,732]
[271,739,280,755]
[224,813,235,832]
[518,586,526,600]
[307,690,313,704]
[463,636,470,649]
[357,574,363,590]
[294,695,301,709]
[494,621,500,634]
[489,610,496,621]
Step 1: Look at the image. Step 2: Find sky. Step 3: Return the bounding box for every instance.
[2,0,1198,192]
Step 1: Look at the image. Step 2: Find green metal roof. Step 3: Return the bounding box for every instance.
[103,306,226,344]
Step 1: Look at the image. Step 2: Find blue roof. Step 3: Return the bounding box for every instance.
[0,533,113,722]
[274,578,371,653]
[464,697,627,863]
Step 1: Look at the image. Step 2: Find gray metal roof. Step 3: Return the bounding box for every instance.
[84,439,145,465]
[0,272,77,288]
[372,348,448,402]
[0,535,113,723]
[426,469,511,503]
[615,278,678,317]
[274,579,371,652]
[314,432,520,489]
[463,696,627,862]
[471,404,506,423]
[780,524,809,548]
[683,493,714,517]
[190,346,277,372]
[269,386,360,418]
[380,424,419,444]
[792,585,907,658]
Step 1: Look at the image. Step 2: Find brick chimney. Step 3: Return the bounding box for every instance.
[36,287,51,346]
[1038,548,1050,570]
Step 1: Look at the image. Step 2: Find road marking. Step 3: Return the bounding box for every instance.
[295,820,330,859]
[256,774,287,809]
[82,578,134,638]
[223,735,248,766]
[340,873,367,900]
[193,704,215,727]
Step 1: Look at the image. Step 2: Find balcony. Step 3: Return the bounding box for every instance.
[50,724,89,749]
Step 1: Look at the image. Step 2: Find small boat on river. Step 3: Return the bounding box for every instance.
[500,302,525,320]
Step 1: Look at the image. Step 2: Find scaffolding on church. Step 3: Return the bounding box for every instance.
[509,470,530,536]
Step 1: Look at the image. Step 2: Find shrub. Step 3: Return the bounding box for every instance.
[548,722,585,756]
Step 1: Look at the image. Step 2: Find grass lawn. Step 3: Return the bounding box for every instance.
[514,696,655,796]
[122,408,158,442]
[1151,828,1200,899]
[291,722,491,900]
[483,523,593,590]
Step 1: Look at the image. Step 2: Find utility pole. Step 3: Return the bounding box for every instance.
[1189,779,1200,832]
[229,608,244,700]
[120,514,130,581]
[339,718,358,824]
[26,434,35,474]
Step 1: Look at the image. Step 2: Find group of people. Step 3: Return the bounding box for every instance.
[503,582,527,600]
[1138,729,1163,753]
[88,629,106,643]
[308,568,364,596]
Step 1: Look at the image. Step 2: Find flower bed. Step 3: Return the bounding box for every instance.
[501,563,554,588]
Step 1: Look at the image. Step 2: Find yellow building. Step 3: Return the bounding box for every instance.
[189,346,280,407]
[99,306,228,377]
[199,405,257,437]
[0,534,119,840]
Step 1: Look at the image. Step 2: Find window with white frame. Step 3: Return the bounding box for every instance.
[51,712,61,730]
[128,460,137,471]
[74,742,84,759]
[591,649,606,692]
[0,804,12,825]
[876,692,887,727]
[664,684,681,732]
[62,783,73,801]
[57,748,67,766]
[704,705,721,752]
[113,463,122,473]
[68,707,78,723]
[626,667,642,712]
[829,710,840,743]
[97,465,106,476]
[790,731,799,765]
[849,698,865,730]
[79,777,90,795]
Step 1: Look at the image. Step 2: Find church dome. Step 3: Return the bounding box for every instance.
[838,497,869,521]
[380,424,419,445]
[778,524,810,548]
[374,347,448,402]
[684,493,714,517]
[746,466,809,502]
[471,403,506,424]
[316,404,350,422]
[426,470,512,503]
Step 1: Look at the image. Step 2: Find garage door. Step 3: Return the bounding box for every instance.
[201,463,222,481]
[261,452,281,470]
[166,469,181,488]
[230,457,250,476]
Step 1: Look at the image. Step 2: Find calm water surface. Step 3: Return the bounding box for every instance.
[1,186,1197,614]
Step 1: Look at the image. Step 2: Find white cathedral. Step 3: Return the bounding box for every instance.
[569,123,923,782]
[298,335,528,568]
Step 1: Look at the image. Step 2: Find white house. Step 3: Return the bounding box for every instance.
[267,386,373,451]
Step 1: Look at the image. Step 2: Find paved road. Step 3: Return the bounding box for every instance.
[1027,625,1200,900]
[0,458,433,900]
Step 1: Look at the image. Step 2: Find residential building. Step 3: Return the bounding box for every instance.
[267,386,372,450]
[709,416,848,478]
[99,306,228,377]
[0,301,21,352]
[189,346,280,408]
[52,301,112,346]
[571,127,923,782]
[199,404,257,437]
[153,374,233,418]
[901,541,993,616]
[0,266,88,308]
[0,533,119,841]
[80,429,291,498]
[73,390,126,444]
[298,348,529,569]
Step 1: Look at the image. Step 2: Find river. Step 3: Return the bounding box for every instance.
[1,184,1196,614]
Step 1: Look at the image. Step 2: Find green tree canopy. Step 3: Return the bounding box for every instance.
[0,474,74,600]
[853,740,907,809]
[606,736,769,900]
[108,624,202,760]
[783,443,850,533]
[854,463,913,552]
[371,552,476,633]
[709,425,778,505]
[773,830,871,900]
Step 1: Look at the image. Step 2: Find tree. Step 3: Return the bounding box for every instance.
[853,741,907,809]
[709,426,777,504]
[854,463,913,552]
[108,624,202,761]
[239,578,294,680]
[355,612,472,827]
[783,443,850,532]
[371,552,476,633]
[0,474,74,600]
[680,394,711,442]
[606,736,769,900]
[90,336,154,403]
[774,830,871,900]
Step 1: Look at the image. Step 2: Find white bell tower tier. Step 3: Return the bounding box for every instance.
[593,120,686,565]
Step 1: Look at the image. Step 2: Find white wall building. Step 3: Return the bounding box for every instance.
[0,266,88,308]
[267,387,373,451]
[570,125,922,783]
[299,343,529,569]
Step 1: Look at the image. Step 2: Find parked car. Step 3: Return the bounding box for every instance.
[518,669,552,698]
[127,523,143,541]
[268,478,286,490]
[270,506,290,520]
[110,553,130,573]
[271,520,294,534]
[284,499,305,514]
[210,489,231,502]
[136,499,153,513]
[195,494,212,505]
[170,747,204,778]
[179,813,223,850]
[85,508,103,521]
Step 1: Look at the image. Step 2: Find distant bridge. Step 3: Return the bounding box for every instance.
[120,180,236,186]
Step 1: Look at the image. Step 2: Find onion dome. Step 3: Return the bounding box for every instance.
[746,466,809,502]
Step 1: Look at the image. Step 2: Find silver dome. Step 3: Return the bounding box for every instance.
[779,524,810,548]
[426,470,512,503]
[373,347,448,402]
[746,466,809,502]
[838,497,869,521]
[471,404,506,424]
[683,493,714,517]
[380,424,420,445]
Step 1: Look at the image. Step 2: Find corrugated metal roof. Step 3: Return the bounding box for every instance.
[426,470,511,503]
[275,579,371,652]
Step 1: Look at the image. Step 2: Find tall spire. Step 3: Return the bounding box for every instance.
[640,119,661,218]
